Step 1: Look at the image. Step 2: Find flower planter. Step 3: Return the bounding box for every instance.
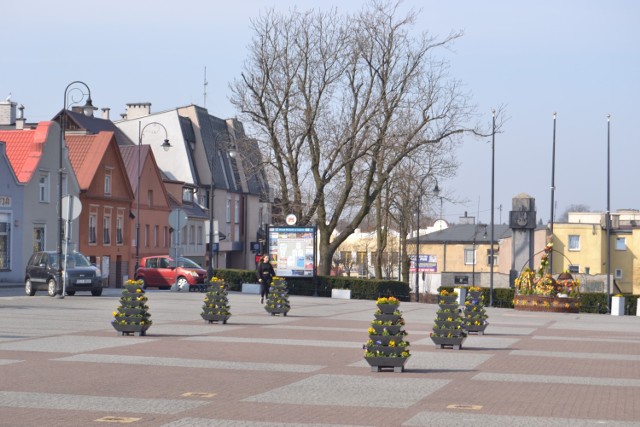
[366,345,406,356]
[117,307,146,316]
[112,281,152,336]
[201,280,231,323]
[265,306,290,316]
[438,302,459,311]
[468,291,483,300]
[431,335,466,350]
[513,295,579,313]
[436,311,458,321]
[365,356,409,373]
[368,334,405,346]
[111,322,150,336]
[463,323,488,335]
[377,304,399,314]
[201,313,231,324]
[432,327,464,336]
[438,295,458,304]
[371,324,403,335]
[434,320,463,329]
[374,313,401,322]
[265,279,291,316]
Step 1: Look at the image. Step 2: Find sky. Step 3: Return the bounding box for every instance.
[3,0,638,226]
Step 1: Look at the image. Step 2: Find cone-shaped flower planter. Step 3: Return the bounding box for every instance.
[112,279,152,336]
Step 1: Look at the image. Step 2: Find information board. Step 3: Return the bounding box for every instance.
[267,226,316,277]
[409,254,437,272]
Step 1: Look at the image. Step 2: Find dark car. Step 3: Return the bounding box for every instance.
[135,256,207,290]
[25,251,105,297]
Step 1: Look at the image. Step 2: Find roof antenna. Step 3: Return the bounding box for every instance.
[203,66,208,108]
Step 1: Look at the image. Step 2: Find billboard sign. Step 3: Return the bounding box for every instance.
[409,254,437,272]
[267,226,316,278]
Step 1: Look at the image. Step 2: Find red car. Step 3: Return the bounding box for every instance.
[135,256,207,290]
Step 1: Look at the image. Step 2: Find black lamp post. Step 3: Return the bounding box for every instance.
[549,112,557,275]
[606,114,611,311]
[135,122,171,274]
[58,81,95,298]
[489,109,496,306]
[207,144,216,281]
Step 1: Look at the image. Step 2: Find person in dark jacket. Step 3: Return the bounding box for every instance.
[256,255,275,304]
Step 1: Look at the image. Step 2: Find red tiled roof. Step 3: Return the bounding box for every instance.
[0,122,52,183]
[66,132,113,190]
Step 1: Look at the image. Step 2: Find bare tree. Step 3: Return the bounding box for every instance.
[231,1,476,275]
[558,204,591,222]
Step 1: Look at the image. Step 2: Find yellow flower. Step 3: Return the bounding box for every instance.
[389,340,396,347]
[112,311,118,317]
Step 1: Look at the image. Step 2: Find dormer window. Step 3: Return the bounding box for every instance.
[182,188,193,202]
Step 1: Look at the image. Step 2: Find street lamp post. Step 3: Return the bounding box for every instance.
[606,114,611,311]
[58,81,96,298]
[489,109,496,306]
[549,112,557,275]
[135,122,171,274]
[207,145,216,281]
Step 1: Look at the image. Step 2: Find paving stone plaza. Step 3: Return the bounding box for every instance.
[1,287,639,427]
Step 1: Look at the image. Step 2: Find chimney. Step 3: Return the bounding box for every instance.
[15,104,25,130]
[125,102,151,120]
[0,100,17,125]
[102,107,110,120]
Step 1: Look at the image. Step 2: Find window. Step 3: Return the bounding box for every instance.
[116,212,124,245]
[464,248,476,265]
[234,198,240,223]
[615,237,626,251]
[104,170,112,196]
[568,265,580,274]
[39,173,50,203]
[33,225,45,253]
[189,225,195,244]
[182,188,193,202]
[103,212,111,245]
[226,194,231,223]
[568,235,580,251]
[89,212,97,244]
[0,214,11,270]
[197,225,203,245]
[145,225,149,247]
[615,269,623,279]
[163,226,168,248]
[199,193,207,207]
[147,190,153,207]
[486,248,498,266]
[154,225,159,247]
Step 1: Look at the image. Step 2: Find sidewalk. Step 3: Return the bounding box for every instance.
[0,289,639,426]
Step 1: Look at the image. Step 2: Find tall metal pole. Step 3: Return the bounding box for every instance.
[135,122,171,275]
[549,112,557,275]
[59,81,94,299]
[415,190,421,302]
[208,147,215,280]
[489,109,496,306]
[606,114,611,310]
[135,122,141,273]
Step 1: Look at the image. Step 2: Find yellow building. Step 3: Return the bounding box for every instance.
[551,211,640,294]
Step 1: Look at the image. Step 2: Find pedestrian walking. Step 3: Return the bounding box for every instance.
[256,254,275,304]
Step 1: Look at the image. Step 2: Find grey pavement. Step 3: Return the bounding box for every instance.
[1,284,640,426]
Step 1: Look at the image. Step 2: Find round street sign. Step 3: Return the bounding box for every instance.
[168,208,188,229]
[61,195,82,220]
[286,214,297,225]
